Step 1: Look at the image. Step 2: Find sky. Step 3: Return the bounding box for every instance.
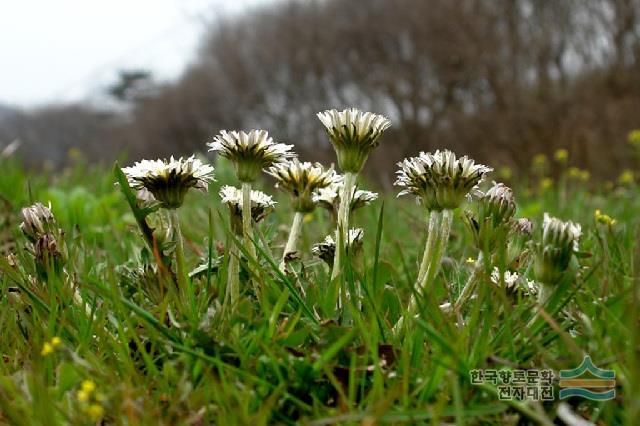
[0,0,267,107]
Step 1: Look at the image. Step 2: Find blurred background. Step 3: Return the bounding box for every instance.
[1,0,639,185]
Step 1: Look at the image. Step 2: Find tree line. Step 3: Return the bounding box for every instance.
[2,0,639,183]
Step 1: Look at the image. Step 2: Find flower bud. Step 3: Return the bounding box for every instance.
[464,182,516,251]
[532,213,581,285]
[20,203,56,242]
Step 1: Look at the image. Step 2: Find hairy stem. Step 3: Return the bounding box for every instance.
[241,182,256,260]
[406,209,454,318]
[331,171,356,282]
[170,209,188,295]
[226,243,240,309]
[280,211,304,272]
[416,210,442,285]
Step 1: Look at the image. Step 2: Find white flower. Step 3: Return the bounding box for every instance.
[20,202,57,242]
[395,150,492,210]
[532,213,582,285]
[219,185,276,234]
[122,156,214,209]
[312,228,364,266]
[266,159,336,212]
[542,213,581,252]
[208,130,294,182]
[490,268,520,288]
[464,182,516,250]
[490,267,539,296]
[313,176,378,216]
[317,108,391,173]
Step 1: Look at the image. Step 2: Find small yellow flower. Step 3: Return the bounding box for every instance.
[85,404,104,421]
[568,167,581,179]
[67,147,82,160]
[41,342,54,356]
[628,129,640,147]
[76,390,90,402]
[579,170,590,182]
[532,154,548,169]
[595,209,616,226]
[81,380,96,394]
[554,149,569,162]
[618,169,635,186]
[51,336,62,347]
[497,166,513,180]
[303,213,314,223]
[466,257,476,265]
[540,178,553,191]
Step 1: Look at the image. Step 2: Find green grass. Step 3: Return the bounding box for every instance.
[0,155,638,425]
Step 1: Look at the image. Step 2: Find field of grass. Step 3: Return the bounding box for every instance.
[0,152,638,425]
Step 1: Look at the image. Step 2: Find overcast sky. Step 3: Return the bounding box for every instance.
[0,0,267,107]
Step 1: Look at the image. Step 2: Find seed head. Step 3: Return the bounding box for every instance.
[317,108,391,173]
[208,130,294,182]
[267,160,336,212]
[122,156,214,209]
[396,150,492,211]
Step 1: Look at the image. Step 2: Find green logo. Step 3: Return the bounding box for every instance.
[559,356,615,401]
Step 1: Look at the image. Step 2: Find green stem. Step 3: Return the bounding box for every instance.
[416,210,441,284]
[226,243,240,309]
[453,252,484,312]
[241,182,256,260]
[280,211,304,272]
[170,209,188,295]
[537,283,553,306]
[331,171,357,282]
[407,209,454,316]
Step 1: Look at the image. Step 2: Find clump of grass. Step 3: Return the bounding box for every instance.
[0,120,638,425]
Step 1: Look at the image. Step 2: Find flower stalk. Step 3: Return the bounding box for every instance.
[241,182,257,261]
[331,171,356,281]
[170,210,188,295]
[453,252,484,312]
[422,209,453,291]
[226,243,240,308]
[416,210,441,285]
[280,211,304,272]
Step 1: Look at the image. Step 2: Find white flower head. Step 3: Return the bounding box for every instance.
[313,175,378,218]
[542,213,581,252]
[464,182,516,250]
[266,159,336,212]
[532,213,582,285]
[490,267,538,296]
[122,156,214,209]
[395,150,492,211]
[20,202,57,242]
[312,228,364,266]
[317,108,391,173]
[219,185,276,234]
[208,130,295,182]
